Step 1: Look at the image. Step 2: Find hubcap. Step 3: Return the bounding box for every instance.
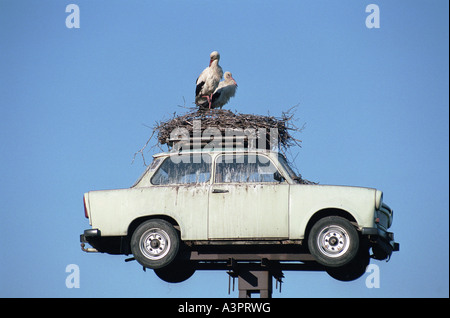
[317,225,350,258]
[140,228,171,260]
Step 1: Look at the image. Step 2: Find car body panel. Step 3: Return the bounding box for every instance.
[84,150,382,242]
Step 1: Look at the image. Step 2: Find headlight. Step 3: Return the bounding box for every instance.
[375,190,383,210]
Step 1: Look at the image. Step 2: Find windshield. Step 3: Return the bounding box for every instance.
[277,153,299,183]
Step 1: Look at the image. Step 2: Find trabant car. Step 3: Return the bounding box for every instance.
[81,148,399,282]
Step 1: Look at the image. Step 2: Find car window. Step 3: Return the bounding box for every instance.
[151,154,211,185]
[215,154,280,183]
[277,153,298,181]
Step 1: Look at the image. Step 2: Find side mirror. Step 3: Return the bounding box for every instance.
[273,171,285,182]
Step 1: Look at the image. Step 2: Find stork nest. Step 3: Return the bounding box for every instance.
[154,107,303,150]
[133,106,315,184]
[133,106,305,165]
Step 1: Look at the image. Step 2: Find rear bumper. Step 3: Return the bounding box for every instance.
[80,229,130,255]
[80,229,101,243]
[362,227,399,261]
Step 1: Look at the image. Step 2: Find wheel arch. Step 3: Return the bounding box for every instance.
[304,208,358,241]
[127,214,180,238]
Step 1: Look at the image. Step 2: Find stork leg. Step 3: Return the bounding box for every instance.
[202,95,212,109]
[208,93,213,109]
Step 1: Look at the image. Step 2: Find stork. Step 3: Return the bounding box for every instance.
[199,71,237,109]
[195,51,223,109]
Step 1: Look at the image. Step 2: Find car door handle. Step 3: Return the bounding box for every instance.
[212,189,229,194]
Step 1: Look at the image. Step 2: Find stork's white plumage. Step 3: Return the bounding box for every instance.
[199,71,237,109]
[195,51,223,108]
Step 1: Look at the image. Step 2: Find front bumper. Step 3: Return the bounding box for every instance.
[362,227,400,261]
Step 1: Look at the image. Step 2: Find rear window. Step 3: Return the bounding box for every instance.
[151,154,211,185]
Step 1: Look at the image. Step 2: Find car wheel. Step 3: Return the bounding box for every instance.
[326,247,370,281]
[308,216,359,268]
[131,219,180,269]
[154,260,196,283]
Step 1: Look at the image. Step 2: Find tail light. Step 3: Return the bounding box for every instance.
[83,195,89,219]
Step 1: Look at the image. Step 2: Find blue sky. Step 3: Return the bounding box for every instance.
[0,0,448,298]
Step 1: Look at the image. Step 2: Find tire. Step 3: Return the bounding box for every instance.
[153,242,195,283]
[131,219,180,269]
[308,216,359,268]
[326,248,370,281]
[154,260,196,283]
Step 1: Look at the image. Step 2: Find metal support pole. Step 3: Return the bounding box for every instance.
[189,249,324,298]
[237,269,273,298]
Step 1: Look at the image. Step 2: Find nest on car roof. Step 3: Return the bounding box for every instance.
[133,106,304,164]
[154,107,303,150]
[133,106,315,184]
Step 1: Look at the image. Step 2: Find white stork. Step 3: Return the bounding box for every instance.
[195,51,223,109]
[199,71,237,109]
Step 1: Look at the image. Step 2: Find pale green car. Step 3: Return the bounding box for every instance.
[81,148,399,282]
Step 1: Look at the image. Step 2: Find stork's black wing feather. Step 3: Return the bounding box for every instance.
[210,89,222,104]
[195,78,205,97]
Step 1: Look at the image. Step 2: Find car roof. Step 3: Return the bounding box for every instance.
[152,147,280,158]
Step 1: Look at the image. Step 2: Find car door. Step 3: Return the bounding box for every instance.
[208,153,289,239]
[149,153,211,240]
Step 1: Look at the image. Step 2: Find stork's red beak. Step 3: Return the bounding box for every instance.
[209,59,213,67]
